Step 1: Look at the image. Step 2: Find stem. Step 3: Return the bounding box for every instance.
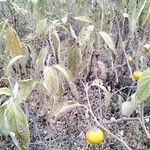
[113,8,134,81]
[104,116,150,124]
[48,31,59,64]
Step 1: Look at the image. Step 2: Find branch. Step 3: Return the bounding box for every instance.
[104,116,150,124]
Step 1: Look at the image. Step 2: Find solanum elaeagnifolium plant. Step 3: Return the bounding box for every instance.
[122,69,150,116]
[0,54,38,150]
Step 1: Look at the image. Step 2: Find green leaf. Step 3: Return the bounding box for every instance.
[128,0,139,32]
[43,66,59,95]
[135,69,150,102]
[30,0,38,5]
[68,44,82,76]
[99,31,116,55]
[13,82,19,99]
[15,79,37,104]
[0,21,4,32]
[74,16,93,23]
[28,0,42,13]
[7,55,26,73]
[53,64,73,83]
[12,2,22,13]
[0,87,12,96]
[52,29,61,62]
[53,64,78,100]
[122,94,138,116]
[26,44,37,66]
[138,0,150,28]
[78,25,94,46]
[36,19,47,36]
[61,14,68,24]
[128,0,146,32]
[78,41,94,75]
[69,25,77,39]
[20,45,30,74]
[0,102,8,134]
[35,46,49,72]
[4,101,30,150]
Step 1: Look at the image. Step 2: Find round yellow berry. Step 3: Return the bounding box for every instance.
[128,56,133,63]
[85,128,104,144]
[133,71,142,80]
[143,44,150,52]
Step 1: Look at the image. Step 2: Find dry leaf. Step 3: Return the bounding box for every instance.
[52,100,81,119]
[5,25,22,56]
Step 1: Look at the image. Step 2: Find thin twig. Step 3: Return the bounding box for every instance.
[104,116,150,124]
[113,8,134,81]
[112,85,136,95]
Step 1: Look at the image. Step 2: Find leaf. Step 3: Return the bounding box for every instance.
[52,29,61,62]
[0,21,4,32]
[99,31,116,54]
[92,80,112,107]
[5,25,22,56]
[12,2,22,13]
[26,44,37,66]
[30,0,39,5]
[68,44,82,76]
[78,25,94,46]
[28,0,41,13]
[7,55,25,73]
[35,46,49,71]
[53,64,78,100]
[0,103,8,134]
[121,94,138,116]
[15,79,37,104]
[52,100,80,119]
[135,69,150,102]
[128,0,139,32]
[74,16,93,23]
[128,0,146,32]
[61,14,68,24]
[43,66,59,96]
[53,64,73,82]
[69,25,77,39]
[0,87,12,96]
[36,19,47,36]
[78,41,94,76]
[138,0,150,28]
[103,89,112,108]
[13,82,19,99]
[4,101,30,150]
[20,45,30,73]
[11,2,27,15]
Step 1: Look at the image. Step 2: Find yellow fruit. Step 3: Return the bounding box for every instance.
[85,128,104,144]
[143,44,150,52]
[128,56,133,63]
[133,71,142,80]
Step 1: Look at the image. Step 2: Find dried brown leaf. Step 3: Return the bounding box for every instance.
[52,100,80,119]
[5,25,22,56]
